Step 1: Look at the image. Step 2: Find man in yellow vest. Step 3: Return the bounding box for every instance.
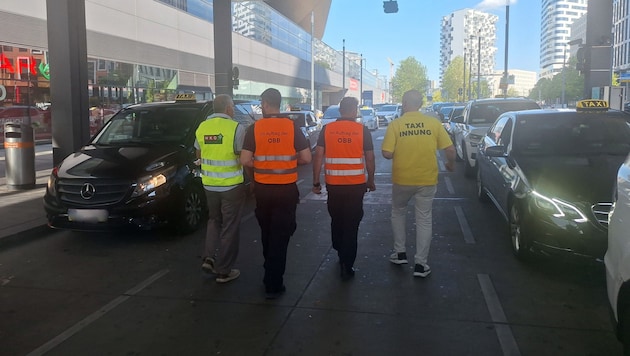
[195,94,246,284]
[312,96,376,280]
[240,88,312,299]
[382,89,456,278]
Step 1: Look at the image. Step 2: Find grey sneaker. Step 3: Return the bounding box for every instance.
[201,257,216,274]
[389,252,408,265]
[216,269,240,283]
[413,264,431,277]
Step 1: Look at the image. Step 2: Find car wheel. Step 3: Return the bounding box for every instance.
[476,168,489,203]
[622,304,630,355]
[174,182,206,235]
[509,202,531,261]
[463,145,476,178]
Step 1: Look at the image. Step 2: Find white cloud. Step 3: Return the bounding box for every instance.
[475,0,515,11]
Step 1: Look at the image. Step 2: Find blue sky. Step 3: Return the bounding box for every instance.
[321,0,539,82]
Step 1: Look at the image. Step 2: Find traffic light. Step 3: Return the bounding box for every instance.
[383,1,398,13]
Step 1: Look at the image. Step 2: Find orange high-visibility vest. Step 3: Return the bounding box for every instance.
[324,120,365,185]
[253,118,298,184]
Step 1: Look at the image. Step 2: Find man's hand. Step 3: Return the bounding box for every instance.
[312,185,322,194]
[366,180,376,192]
[445,161,455,172]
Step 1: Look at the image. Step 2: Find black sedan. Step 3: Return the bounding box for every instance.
[476,100,630,261]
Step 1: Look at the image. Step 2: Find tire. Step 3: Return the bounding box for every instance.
[622,305,630,356]
[476,168,489,203]
[173,182,206,235]
[509,202,531,261]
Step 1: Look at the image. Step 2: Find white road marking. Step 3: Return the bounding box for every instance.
[454,206,475,244]
[26,269,170,356]
[444,176,455,195]
[477,274,521,356]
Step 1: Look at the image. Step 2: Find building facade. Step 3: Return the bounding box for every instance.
[0,0,388,129]
[540,0,588,79]
[440,9,498,94]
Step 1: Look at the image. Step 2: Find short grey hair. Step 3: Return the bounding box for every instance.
[213,94,234,114]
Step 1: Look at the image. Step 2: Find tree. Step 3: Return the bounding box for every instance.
[390,57,428,103]
[442,56,465,101]
[529,57,583,106]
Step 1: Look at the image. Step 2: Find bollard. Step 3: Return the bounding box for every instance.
[3,123,35,190]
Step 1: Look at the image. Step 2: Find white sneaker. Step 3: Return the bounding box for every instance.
[413,264,431,277]
[201,257,216,274]
[216,269,240,283]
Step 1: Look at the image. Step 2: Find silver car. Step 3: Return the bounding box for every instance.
[360,107,379,130]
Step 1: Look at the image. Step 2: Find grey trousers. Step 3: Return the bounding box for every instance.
[203,184,246,275]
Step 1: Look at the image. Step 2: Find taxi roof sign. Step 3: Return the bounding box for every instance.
[175,93,196,102]
[576,99,608,111]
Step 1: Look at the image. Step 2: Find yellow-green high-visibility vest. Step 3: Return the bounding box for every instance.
[195,117,243,186]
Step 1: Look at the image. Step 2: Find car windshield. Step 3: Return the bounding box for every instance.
[470,101,540,125]
[360,109,373,116]
[93,106,200,146]
[513,114,630,156]
[324,107,340,119]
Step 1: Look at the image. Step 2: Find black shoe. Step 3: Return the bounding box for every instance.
[340,263,355,281]
[413,264,431,278]
[389,252,408,265]
[265,285,286,299]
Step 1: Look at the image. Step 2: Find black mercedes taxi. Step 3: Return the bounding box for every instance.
[476,99,630,261]
[44,94,213,234]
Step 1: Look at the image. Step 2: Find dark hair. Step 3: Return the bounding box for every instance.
[339,96,359,116]
[261,88,282,109]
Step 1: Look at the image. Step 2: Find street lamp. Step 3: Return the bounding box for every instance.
[477,32,481,99]
[561,44,567,108]
[468,36,474,100]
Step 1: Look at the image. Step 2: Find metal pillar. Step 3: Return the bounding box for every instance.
[46,0,89,166]
[214,0,233,96]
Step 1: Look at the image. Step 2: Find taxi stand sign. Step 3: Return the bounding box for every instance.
[576,99,609,111]
[175,93,196,102]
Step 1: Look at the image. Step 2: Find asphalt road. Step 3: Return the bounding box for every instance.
[0,129,621,355]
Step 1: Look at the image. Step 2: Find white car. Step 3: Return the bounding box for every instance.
[375,104,401,126]
[605,153,630,353]
[452,98,540,178]
[360,107,379,130]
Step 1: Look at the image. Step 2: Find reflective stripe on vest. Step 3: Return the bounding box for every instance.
[253,117,298,184]
[195,117,244,186]
[324,120,366,185]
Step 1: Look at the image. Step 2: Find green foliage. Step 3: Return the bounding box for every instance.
[529,57,584,105]
[441,56,465,101]
[390,57,429,103]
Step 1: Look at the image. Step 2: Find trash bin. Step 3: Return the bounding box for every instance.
[4,123,35,190]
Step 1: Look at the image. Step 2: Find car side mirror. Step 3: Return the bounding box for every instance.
[484,145,507,157]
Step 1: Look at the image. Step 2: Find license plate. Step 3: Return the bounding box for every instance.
[68,209,109,223]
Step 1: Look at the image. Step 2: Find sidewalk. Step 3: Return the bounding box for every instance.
[0,168,52,242]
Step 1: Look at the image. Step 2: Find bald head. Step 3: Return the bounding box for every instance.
[402,90,423,112]
[213,94,234,114]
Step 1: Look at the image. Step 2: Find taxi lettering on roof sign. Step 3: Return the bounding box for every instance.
[175,93,196,102]
[576,99,608,111]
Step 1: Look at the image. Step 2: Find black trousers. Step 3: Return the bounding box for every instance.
[326,183,366,268]
[254,183,299,291]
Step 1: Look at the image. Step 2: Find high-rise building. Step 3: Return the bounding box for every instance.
[539,0,588,79]
[613,0,630,79]
[440,9,498,90]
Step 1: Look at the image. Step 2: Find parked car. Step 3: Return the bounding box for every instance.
[44,94,214,234]
[322,105,341,126]
[376,104,401,126]
[476,100,630,261]
[606,152,630,353]
[360,107,379,130]
[452,97,540,177]
[282,110,321,150]
[443,105,464,142]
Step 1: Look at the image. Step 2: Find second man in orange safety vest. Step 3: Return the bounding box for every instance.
[312,96,376,280]
[240,88,312,299]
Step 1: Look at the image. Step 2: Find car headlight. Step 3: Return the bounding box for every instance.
[532,191,588,223]
[131,166,174,197]
[47,167,59,196]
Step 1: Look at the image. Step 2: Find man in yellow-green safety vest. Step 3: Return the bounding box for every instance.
[195,94,247,284]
